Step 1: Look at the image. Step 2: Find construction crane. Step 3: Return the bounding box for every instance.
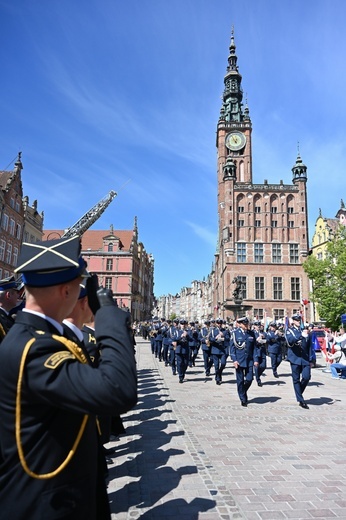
[61,190,117,238]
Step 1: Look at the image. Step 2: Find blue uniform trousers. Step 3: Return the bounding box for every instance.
[169,348,176,374]
[162,343,169,365]
[150,337,155,354]
[269,352,282,375]
[202,348,213,375]
[290,363,311,403]
[212,352,227,382]
[235,366,253,403]
[254,355,266,382]
[176,351,189,381]
[154,339,163,360]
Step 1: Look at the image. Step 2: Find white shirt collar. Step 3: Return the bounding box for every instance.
[22,308,64,335]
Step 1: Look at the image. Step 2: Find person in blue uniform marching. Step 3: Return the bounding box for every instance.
[285,314,316,409]
[154,319,164,361]
[168,318,179,375]
[173,319,191,383]
[266,321,283,379]
[230,316,258,406]
[188,321,199,367]
[210,318,229,385]
[199,320,212,377]
[162,319,171,366]
[252,321,267,387]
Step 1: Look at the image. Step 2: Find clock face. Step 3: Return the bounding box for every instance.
[225,131,246,151]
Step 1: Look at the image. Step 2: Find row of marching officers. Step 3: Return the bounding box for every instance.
[149,315,316,409]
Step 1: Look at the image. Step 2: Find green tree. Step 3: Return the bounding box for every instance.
[303,226,346,329]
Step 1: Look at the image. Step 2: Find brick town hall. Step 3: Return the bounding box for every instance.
[212,31,310,323]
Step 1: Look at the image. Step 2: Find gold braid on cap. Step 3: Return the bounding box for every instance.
[16,335,89,480]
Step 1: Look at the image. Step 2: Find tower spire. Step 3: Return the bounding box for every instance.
[219,26,248,123]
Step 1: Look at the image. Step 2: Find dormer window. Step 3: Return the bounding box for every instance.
[108,243,113,252]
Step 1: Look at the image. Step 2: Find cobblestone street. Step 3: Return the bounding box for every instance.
[107,338,346,519]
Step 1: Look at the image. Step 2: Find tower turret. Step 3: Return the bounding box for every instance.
[292,150,307,183]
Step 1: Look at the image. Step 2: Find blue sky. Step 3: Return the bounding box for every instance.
[1,0,346,296]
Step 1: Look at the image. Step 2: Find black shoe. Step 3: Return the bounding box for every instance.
[299,402,309,409]
[216,380,221,385]
[273,373,279,378]
[257,380,262,387]
[179,378,183,383]
[105,457,113,465]
[206,371,210,377]
[172,371,176,375]
[241,401,247,407]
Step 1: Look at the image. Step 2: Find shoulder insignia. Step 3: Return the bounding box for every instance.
[35,330,46,335]
[88,333,96,344]
[44,351,75,369]
[52,334,88,364]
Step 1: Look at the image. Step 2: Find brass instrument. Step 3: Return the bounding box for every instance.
[215,331,225,343]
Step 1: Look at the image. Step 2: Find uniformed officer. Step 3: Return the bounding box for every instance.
[199,320,212,376]
[252,320,267,386]
[266,321,283,378]
[154,318,164,361]
[148,319,157,354]
[210,318,230,385]
[0,276,21,342]
[173,319,191,383]
[0,236,137,520]
[230,316,257,406]
[162,319,171,366]
[285,314,315,409]
[168,318,179,375]
[188,321,199,367]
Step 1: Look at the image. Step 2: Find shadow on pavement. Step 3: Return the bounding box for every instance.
[139,497,217,519]
[109,368,216,517]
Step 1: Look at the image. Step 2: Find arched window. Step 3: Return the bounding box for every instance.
[108,243,113,252]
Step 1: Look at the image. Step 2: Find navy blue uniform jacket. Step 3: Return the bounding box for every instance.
[0,306,137,520]
[285,326,315,365]
[230,328,256,367]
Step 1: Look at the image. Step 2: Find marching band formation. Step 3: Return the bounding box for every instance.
[144,315,316,409]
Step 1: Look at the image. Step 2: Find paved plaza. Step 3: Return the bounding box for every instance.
[107,338,346,519]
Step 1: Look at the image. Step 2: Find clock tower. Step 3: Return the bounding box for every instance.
[214,30,310,323]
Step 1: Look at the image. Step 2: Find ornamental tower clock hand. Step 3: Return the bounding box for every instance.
[225,131,246,151]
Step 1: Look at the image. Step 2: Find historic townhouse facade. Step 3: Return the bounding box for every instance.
[22,196,44,244]
[44,220,155,322]
[0,154,25,278]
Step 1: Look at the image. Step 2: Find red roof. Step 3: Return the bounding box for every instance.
[43,229,133,251]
